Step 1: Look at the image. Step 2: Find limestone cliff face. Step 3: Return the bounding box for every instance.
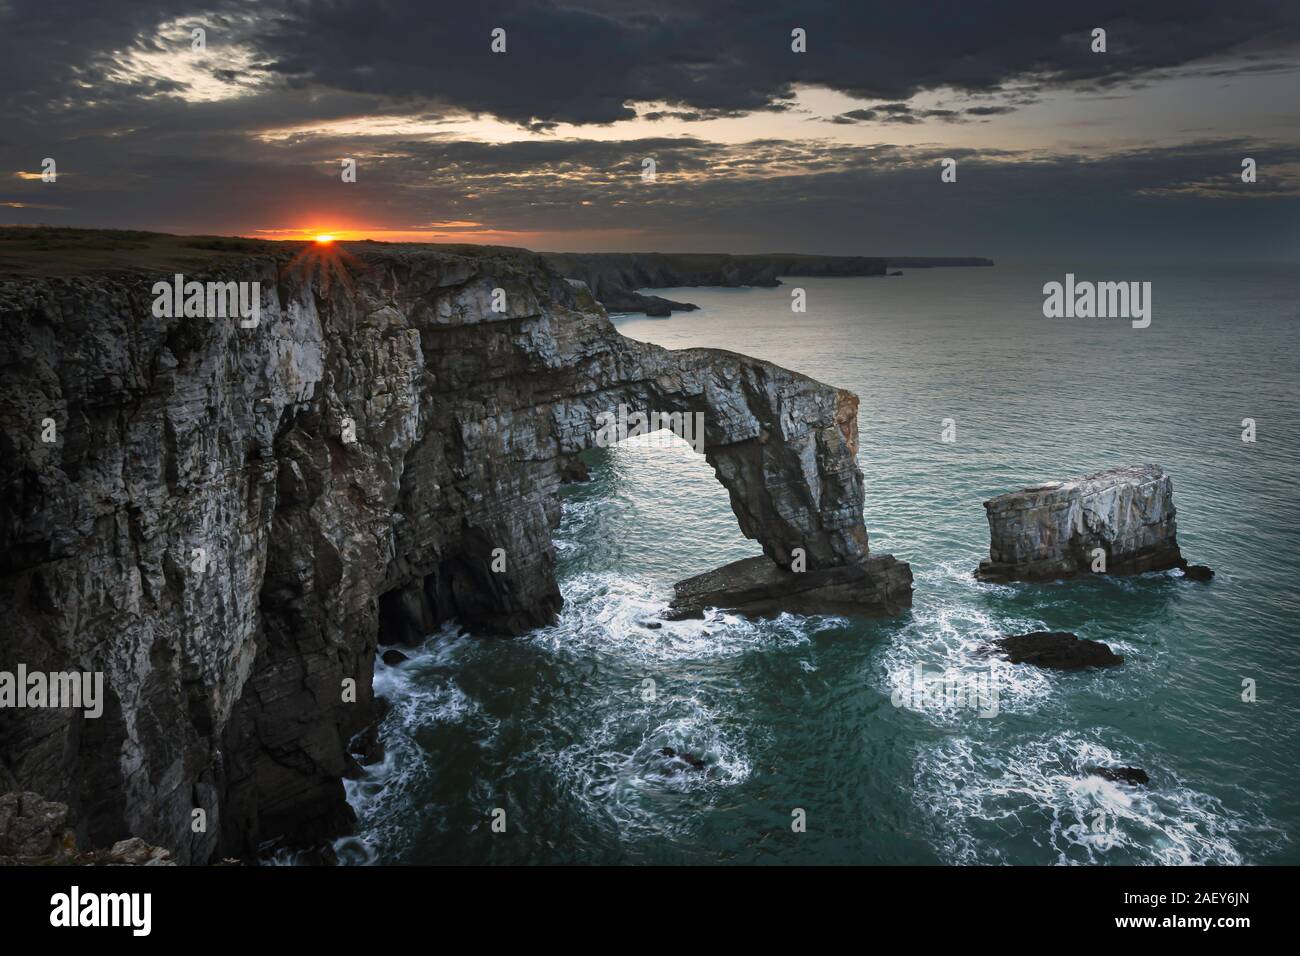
[0,245,899,861]
[976,465,1184,581]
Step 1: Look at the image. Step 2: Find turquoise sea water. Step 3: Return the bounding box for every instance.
[338,262,1299,865]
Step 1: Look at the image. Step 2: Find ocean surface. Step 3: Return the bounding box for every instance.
[337,261,1300,865]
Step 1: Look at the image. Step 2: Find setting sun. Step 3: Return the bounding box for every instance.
[313,234,335,245]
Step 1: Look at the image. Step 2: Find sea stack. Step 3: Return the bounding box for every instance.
[975,465,1192,582]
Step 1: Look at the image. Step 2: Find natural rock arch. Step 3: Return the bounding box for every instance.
[375,267,892,639]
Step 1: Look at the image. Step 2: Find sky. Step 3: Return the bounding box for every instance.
[1,0,1298,260]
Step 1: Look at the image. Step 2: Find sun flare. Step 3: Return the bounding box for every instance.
[313,234,335,245]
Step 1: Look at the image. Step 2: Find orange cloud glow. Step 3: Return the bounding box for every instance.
[248,225,647,249]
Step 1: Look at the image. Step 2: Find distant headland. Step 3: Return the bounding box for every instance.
[543,251,995,315]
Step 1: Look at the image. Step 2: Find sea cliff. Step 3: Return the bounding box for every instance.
[0,233,907,861]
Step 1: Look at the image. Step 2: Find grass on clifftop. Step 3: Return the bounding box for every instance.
[0,227,533,278]
[0,227,290,277]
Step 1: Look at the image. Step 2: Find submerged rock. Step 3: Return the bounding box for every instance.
[658,747,707,771]
[976,465,1186,582]
[992,631,1123,669]
[381,649,409,666]
[1086,766,1150,786]
[559,456,591,484]
[666,554,913,620]
[1180,563,1214,582]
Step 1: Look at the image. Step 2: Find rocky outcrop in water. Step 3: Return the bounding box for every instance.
[992,632,1124,669]
[658,747,707,771]
[1086,766,1150,786]
[0,238,903,862]
[975,465,1190,582]
[666,553,912,620]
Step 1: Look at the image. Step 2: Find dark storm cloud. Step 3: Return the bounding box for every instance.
[248,0,1300,125]
[3,0,1299,127]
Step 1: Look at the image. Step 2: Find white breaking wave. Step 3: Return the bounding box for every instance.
[912,731,1265,865]
[523,570,838,666]
[877,566,1054,725]
[531,691,754,842]
[336,569,816,861]
[336,626,493,864]
[879,559,1160,726]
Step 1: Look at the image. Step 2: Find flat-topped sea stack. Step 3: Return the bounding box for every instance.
[975,465,1188,582]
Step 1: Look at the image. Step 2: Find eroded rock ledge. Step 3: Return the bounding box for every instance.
[666,554,912,620]
[0,241,902,862]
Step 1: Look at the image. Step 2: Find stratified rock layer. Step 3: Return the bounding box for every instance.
[0,241,900,862]
[976,465,1184,582]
